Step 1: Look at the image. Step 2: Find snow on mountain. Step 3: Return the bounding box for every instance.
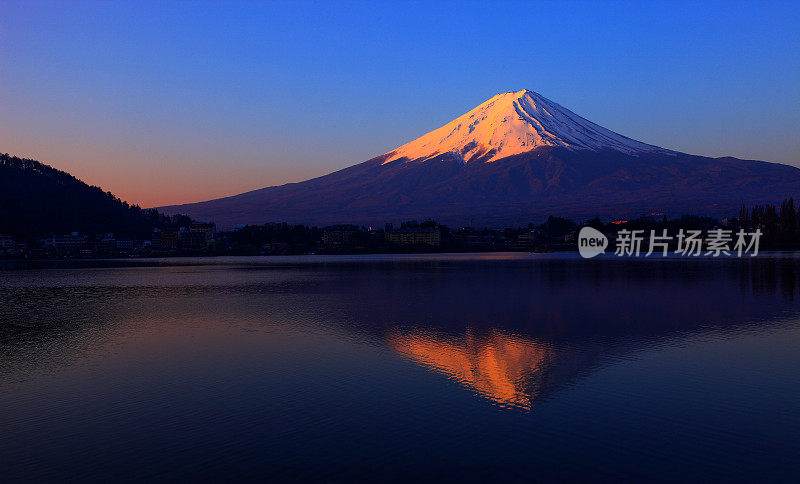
[383,89,672,164]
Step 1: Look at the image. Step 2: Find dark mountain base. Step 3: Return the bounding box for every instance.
[160,148,800,227]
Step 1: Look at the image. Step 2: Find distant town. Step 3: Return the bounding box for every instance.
[0,219,548,258]
[2,197,799,258]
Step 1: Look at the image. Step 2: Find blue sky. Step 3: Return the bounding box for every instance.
[1,0,798,206]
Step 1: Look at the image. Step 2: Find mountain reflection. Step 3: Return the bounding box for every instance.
[389,329,553,409]
[4,254,800,408]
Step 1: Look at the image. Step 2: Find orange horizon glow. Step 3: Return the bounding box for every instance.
[1,146,345,208]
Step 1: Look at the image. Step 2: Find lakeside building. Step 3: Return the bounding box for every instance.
[116,239,135,250]
[385,227,441,247]
[322,225,360,249]
[95,234,116,253]
[41,233,88,251]
[159,231,179,250]
[189,222,216,242]
[517,229,538,246]
[179,229,207,249]
[0,235,15,252]
[0,235,25,256]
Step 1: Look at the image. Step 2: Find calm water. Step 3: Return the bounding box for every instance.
[1,253,799,481]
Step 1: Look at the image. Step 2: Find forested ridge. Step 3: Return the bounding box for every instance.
[0,153,176,237]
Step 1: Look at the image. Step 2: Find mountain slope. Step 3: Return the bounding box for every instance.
[159,90,800,227]
[0,153,163,237]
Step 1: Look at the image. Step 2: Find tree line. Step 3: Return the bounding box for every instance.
[737,198,799,249]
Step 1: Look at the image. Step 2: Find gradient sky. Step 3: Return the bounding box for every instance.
[2,0,798,207]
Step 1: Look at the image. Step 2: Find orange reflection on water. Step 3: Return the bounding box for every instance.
[388,329,553,410]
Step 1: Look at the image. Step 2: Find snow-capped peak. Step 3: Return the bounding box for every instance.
[383,89,671,164]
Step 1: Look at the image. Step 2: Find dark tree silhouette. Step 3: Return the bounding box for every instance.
[0,153,191,238]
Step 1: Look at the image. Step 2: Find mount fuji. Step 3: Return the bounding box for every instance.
[160,90,800,226]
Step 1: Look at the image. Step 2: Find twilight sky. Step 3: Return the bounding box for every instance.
[1,0,798,208]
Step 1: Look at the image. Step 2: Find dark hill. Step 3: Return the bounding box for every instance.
[0,153,166,237]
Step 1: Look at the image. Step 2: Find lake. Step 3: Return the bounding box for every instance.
[1,253,799,481]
